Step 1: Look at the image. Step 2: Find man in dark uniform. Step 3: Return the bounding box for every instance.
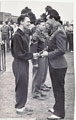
[11,14,39,113]
[41,9,68,119]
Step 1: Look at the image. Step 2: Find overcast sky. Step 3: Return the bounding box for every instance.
[0,1,74,23]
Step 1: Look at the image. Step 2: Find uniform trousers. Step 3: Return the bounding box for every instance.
[32,57,48,93]
[2,35,10,52]
[12,59,29,109]
[49,63,67,118]
[66,33,73,51]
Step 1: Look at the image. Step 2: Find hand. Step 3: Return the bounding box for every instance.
[41,51,48,57]
[33,53,40,59]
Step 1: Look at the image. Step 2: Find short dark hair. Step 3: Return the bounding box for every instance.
[40,13,47,22]
[17,14,28,25]
[21,7,31,14]
[28,11,36,24]
[49,9,60,21]
[45,5,52,15]
[48,9,63,25]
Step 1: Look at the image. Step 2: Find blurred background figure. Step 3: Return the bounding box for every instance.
[64,21,73,52]
[40,13,47,22]
[8,21,14,51]
[8,21,14,40]
[0,21,10,52]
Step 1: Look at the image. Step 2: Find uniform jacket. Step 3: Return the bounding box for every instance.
[31,25,48,52]
[48,24,68,69]
[11,28,33,61]
[1,25,9,36]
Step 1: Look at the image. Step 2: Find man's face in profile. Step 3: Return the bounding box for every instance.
[23,17,30,29]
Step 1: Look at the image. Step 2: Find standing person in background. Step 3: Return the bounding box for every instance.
[41,9,68,120]
[70,24,73,52]
[31,19,51,99]
[8,21,14,40]
[1,21,9,52]
[11,14,39,114]
[39,12,52,91]
[65,22,73,52]
[8,21,14,50]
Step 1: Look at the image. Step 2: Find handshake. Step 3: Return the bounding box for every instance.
[33,51,48,59]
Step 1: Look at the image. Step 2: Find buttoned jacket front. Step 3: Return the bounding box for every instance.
[48,25,68,69]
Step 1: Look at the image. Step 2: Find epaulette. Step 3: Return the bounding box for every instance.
[49,27,66,41]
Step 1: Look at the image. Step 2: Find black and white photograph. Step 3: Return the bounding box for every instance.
[0,0,75,120]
